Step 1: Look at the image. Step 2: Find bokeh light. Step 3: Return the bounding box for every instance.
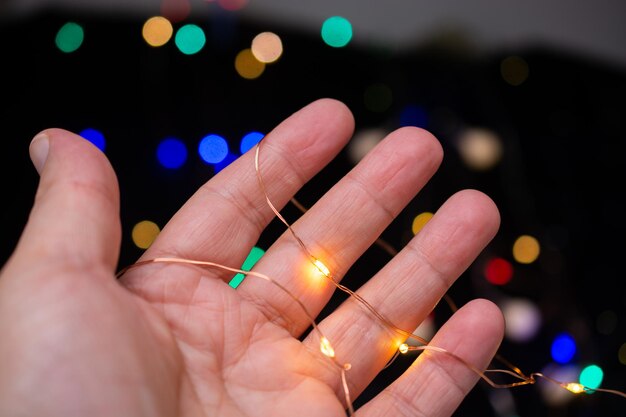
[618,343,626,365]
[199,134,229,164]
[160,0,191,22]
[540,363,580,406]
[501,55,529,86]
[551,333,577,364]
[321,16,353,48]
[579,364,603,391]
[79,128,105,152]
[364,83,393,113]
[214,152,238,173]
[229,246,265,288]
[400,104,428,128]
[457,127,503,171]
[513,235,541,264]
[142,16,173,47]
[596,310,617,335]
[240,131,264,154]
[347,128,386,164]
[55,22,84,53]
[484,257,513,285]
[235,48,265,79]
[501,298,542,342]
[251,32,283,63]
[412,212,433,235]
[157,137,188,169]
[175,24,206,55]
[219,0,248,11]
[132,220,160,249]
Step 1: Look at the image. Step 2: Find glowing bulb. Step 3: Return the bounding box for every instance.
[399,343,409,354]
[564,382,585,394]
[320,337,335,358]
[313,259,330,277]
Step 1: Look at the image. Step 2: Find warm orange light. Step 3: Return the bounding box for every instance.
[320,337,335,358]
[565,382,585,394]
[313,259,331,277]
[234,48,265,79]
[142,16,173,47]
[399,343,409,354]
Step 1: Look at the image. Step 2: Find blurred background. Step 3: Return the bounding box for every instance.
[1,0,625,416]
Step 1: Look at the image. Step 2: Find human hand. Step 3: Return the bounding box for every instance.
[0,99,503,417]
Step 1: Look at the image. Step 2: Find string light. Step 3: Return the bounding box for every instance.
[313,259,331,277]
[118,137,626,416]
[320,337,336,358]
[564,382,585,394]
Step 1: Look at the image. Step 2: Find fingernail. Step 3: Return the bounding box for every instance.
[29,133,50,174]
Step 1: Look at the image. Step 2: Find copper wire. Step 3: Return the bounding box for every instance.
[116,138,625,417]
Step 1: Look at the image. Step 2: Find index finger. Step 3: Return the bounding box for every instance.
[137,99,355,279]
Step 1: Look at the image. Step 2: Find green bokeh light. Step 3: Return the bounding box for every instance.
[579,364,603,391]
[55,22,84,53]
[321,16,353,48]
[229,246,265,288]
[175,24,206,55]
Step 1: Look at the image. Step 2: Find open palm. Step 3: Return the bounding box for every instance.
[0,99,503,417]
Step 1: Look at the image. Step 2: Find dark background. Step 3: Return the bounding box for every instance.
[1,2,625,416]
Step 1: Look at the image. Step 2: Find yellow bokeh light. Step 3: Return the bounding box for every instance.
[501,55,529,86]
[412,212,433,235]
[235,48,265,79]
[132,220,160,249]
[142,16,173,47]
[320,337,335,358]
[399,343,409,354]
[251,32,283,63]
[457,128,503,171]
[512,235,541,264]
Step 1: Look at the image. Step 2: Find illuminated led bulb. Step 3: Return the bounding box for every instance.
[399,343,409,354]
[313,259,330,277]
[320,337,335,358]
[564,382,585,394]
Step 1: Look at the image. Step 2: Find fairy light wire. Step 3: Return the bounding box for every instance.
[252,142,626,400]
[117,137,626,417]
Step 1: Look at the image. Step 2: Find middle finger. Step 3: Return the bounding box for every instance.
[238,127,443,336]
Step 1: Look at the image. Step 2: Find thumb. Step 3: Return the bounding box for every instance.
[5,129,121,277]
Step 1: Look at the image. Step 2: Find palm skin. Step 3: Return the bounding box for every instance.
[0,99,503,417]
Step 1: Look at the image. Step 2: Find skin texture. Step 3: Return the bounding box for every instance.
[0,99,503,417]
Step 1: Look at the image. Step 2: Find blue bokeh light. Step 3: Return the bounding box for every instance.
[214,152,238,173]
[400,104,428,128]
[199,134,229,164]
[157,137,188,169]
[79,128,106,152]
[240,131,265,154]
[551,333,577,364]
